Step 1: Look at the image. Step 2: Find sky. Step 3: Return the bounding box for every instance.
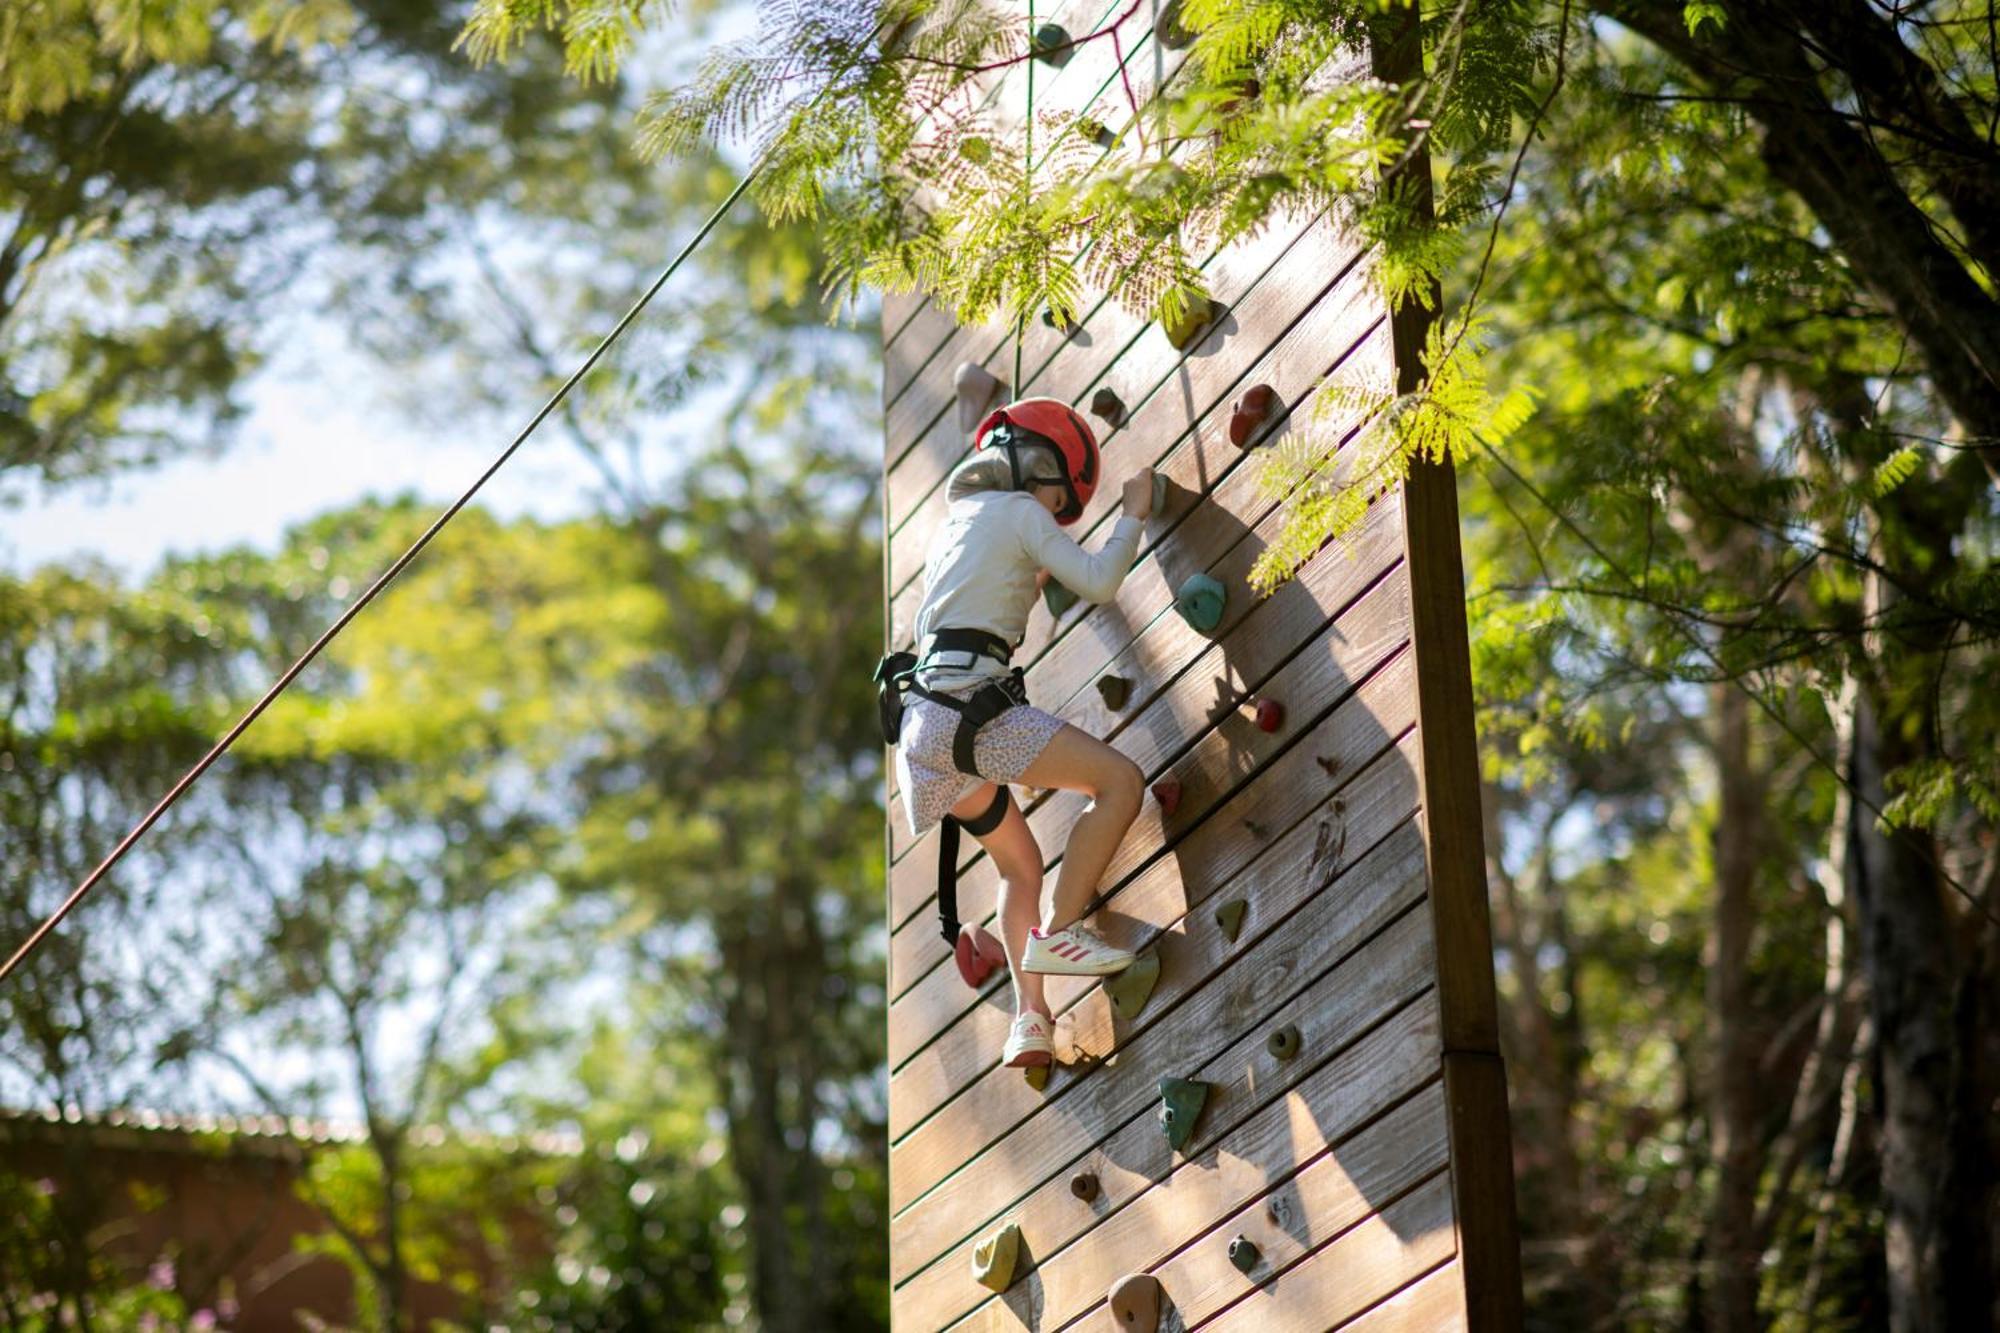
[3,317,602,579]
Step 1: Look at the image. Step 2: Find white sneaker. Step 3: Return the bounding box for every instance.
[1004,1011,1054,1067]
[1024,923,1136,976]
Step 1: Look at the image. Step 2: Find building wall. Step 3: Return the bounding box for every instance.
[879,7,1520,1328]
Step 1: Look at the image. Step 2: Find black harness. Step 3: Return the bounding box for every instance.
[874,628,1027,944]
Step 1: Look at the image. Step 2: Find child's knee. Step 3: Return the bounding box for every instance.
[1099,755,1144,820]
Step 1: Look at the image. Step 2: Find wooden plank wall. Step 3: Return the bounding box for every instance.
[879,16,1521,1331]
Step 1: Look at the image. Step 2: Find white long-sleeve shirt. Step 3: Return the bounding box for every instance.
[913,490,1143,691]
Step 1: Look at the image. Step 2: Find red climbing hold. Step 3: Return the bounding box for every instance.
[954,922,1007,989]
[1241,696,1284,732]
[1229,383,1281,448]
[1151,779,1182,816]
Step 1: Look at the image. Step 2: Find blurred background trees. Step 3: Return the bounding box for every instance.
[3,2,1997,1332]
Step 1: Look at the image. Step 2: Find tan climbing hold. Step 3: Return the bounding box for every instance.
[1104,952,1161,1021]
[955,362,1006,433]
[1108,1272,1163,1330]
[1214,898,1247,943]
[972,1221,1022,1292]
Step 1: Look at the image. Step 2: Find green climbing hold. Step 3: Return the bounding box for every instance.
[1157,1077,1209,1152]
[1104,952,1160,1021]
[1032,23,1072,65]
[1267,1023,1301,1061]
[972,1221,1022,1292]
[1163,296,1223,351]
[1228,1235,1260,1273]
[1214,898,1247,943]
[1174,574,1227,633]
[1044,578,1079,617]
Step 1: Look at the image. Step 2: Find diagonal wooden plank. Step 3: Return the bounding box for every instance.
[926,1026,1448,1331]
[888,803,1434,1282]
[1195,1172,1458,1332]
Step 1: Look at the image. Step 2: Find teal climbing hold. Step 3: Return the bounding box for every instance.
[1044,579,1079,617]
[1228,1235,1260,1273]
[1174,574,1226,634]
[1157,1077,1209,1152]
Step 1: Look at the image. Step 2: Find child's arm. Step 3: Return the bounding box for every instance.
[1017,478,1151,603]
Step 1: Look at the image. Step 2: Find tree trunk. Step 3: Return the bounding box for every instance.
[1706,677,1762,1332]
[1601,2,2000,487]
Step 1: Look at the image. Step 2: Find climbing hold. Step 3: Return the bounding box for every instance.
[1157,1077,1210,1152]
[971,1221,1022,1292]
[1173,574,1227,634]
[1229,383,1282,448]
[1108,1273,1163,1331]
[1163,297,1224,351]
[1024,1064,1050,1091]
[1153,0,1193,50]
[1239,696,1284,732]
[1267,1023,1301,1061]
[1076,115,1119,150]
[1104,952,1161,1020]
[1151,470,1171,515]
[1043,578,1079,618]
[1214,898,1247,943]
[1041,306,1079,338]
[1243,818,1268,839]
[1070,1171,1100,1202]
[1228,1235,1260,1273]
[955,362,1007,433]
[1032,22,1072,65]
[1097,675,1132,711]
[1150,779,1182,816]
[954,923,1007,990]
[1089,386,1127,427]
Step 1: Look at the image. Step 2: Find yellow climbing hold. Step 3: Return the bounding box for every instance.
[972,1221,1022,1292]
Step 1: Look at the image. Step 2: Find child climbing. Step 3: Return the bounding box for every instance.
[875,396,1153,1069]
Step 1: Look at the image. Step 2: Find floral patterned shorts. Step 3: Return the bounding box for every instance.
[895,687,1067,837]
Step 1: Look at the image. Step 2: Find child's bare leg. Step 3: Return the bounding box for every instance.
[949,783,1048,1017]
[1017,724,1144,930]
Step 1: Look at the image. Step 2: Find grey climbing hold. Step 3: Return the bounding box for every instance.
[1214,898,1247,943]
[1151,470,1171,515]
[1097,675,1132,711]
[971,1221,1022,1292]
[1043,578,1079,618]
[1070,1171,1099,1202]
[1108,1273,1163,1330]
[1157,1077,1209,1152]
[1153,0,1193,50]
[955,361,1006,433]
[1104,952,1160,1020]
[1228,1235,1259,1273]
[1267,1023,1301,1061]
[1174,574,1227,634]
[1089,386,1126,427]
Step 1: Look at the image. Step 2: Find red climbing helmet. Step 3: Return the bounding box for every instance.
[974,397,1099,526]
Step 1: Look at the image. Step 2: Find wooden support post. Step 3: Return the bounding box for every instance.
[1371,9,1525,1331]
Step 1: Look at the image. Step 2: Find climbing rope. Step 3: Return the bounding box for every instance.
[1013,0,1037,394]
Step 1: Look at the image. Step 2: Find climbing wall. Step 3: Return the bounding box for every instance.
[879,8,1520,1330]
